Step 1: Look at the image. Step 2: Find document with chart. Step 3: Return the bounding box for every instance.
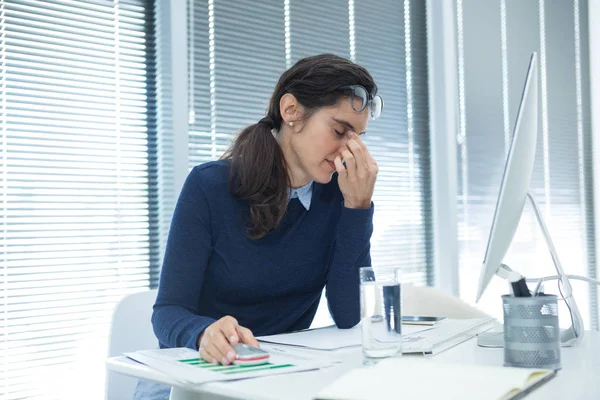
[126,347,329,385]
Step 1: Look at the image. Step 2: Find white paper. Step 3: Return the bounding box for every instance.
[259,343,344,365]
[316,357,555,400]
[257,324,433,351]
[125,347,329,385]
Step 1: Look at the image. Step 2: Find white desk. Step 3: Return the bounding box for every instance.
[107,331,600,400]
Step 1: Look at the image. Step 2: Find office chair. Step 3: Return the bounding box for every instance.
[106,289,158,400]
[403,284,491,319]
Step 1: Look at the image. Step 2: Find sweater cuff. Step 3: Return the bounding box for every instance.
[337,201,374,241]
[188,317,217,350]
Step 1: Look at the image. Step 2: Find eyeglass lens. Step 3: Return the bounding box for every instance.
[351,86,368,113]
[347,85,383,120]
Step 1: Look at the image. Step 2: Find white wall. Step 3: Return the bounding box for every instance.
[155,0,190,264]
[427,0,460,296]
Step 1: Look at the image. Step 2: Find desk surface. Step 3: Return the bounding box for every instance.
[107,331,600,400]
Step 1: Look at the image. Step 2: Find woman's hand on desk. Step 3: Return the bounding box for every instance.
[198,316,259,365]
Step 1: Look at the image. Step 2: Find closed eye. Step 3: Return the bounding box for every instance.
[334,129,345,137]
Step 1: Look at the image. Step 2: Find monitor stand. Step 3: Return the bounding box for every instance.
[477,192,584,348]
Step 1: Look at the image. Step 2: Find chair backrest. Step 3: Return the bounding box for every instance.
[105,289,158,400]
[402,284,491,319]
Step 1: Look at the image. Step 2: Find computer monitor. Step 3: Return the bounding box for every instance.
[475,53,539,302]
[475,52,583,345]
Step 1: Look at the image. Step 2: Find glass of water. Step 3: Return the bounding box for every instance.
[360,267,402,364]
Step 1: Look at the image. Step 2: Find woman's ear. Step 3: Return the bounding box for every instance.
[279,93,303,125]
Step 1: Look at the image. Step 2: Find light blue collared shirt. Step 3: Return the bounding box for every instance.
[288,181,313,210]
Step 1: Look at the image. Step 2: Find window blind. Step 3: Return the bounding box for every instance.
[455,0,596,329]
[0,1,155,398]
[186,0,432,287]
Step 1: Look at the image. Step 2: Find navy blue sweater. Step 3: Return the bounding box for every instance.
[152,159,373,350]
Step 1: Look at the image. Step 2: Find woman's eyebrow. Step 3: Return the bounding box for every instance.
[332,118,367,135]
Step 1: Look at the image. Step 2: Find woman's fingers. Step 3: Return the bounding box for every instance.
[334,155,346,179]
[346,137,367,178]
[212,326,237,365]
[204,337,230,365]
[199,346,218,364]
[238,326,260,348]
[354,133,374,161]
[197,316,242,365]
[349,132,377,171]
[341,149,356,181]
[220,316,240,345]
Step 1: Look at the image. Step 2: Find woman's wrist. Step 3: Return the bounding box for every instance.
[343,200,372,209]
[197,331,206,349]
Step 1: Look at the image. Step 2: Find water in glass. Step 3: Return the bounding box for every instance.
[360,267,402,363]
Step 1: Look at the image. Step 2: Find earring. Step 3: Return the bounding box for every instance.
[289,121,294,127]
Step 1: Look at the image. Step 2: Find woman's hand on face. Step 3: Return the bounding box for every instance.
[197,316,259,365]
[334,131,378,209]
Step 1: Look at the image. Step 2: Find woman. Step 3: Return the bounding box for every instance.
[134,53,382,399]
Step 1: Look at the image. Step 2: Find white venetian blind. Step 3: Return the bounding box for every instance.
[187,0,285,162]
[455,0,596,329]
[186,0,433,285]
[0,0,155,398]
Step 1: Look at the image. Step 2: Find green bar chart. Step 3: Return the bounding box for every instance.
[178,358,294,375]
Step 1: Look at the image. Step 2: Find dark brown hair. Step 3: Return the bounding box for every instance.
[222,54,376,239]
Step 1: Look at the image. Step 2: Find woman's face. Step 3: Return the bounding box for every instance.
[288,98,369,185]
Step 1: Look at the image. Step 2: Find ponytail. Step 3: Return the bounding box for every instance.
[222,115,290,240]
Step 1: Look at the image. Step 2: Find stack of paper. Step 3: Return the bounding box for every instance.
[257,324,433,351]
[126,347,329,385]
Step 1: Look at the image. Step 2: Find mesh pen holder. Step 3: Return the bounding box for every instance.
[502,294,561,370]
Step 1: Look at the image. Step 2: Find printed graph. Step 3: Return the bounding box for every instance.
[178,357,294,375]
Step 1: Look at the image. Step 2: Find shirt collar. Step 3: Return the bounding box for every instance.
[288,181,313,210]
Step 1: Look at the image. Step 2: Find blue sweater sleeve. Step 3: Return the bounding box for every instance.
[325,202,374,329]
[152,167,216,350]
